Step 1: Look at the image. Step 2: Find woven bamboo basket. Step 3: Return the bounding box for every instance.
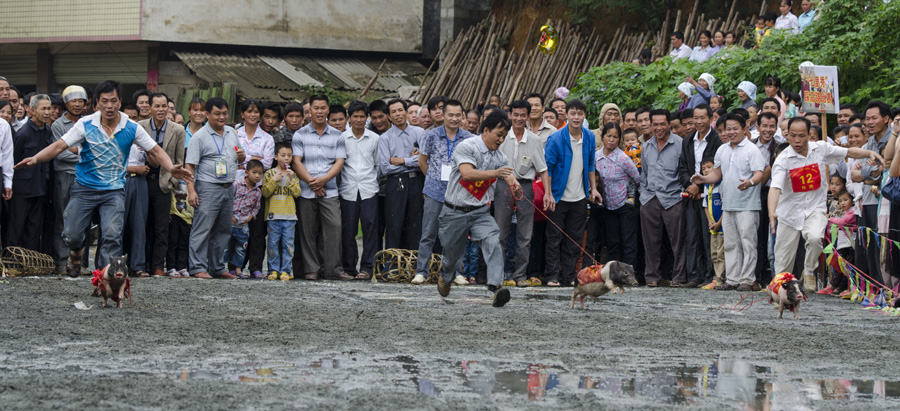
[372,248,443,283]
[1,247,55,277]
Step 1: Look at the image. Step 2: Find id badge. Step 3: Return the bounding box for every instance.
[441,164,452,182]
[215,159,227,178]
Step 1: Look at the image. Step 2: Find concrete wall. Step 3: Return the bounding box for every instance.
[141,0,424,54]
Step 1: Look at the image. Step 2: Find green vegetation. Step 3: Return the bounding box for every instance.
[571,0,900,124]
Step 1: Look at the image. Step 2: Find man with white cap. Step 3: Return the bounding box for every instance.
[737,81,758,111]
[685,73,716,110]
[50,85,88,273]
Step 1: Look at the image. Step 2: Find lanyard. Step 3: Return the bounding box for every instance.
[445,135,459,161]
[212,132,224,156]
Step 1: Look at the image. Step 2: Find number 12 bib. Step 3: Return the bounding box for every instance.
[789,163,821,193]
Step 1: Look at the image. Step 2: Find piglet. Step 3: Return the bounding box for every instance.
[767,274,806,319]
[570,261,638,309]
[91,255,130,308]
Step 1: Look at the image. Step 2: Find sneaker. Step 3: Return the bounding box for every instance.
[502,279,517,287]
[280,272,292,281]
[411,274,427,284]
[492,287,511,307]
[453,275,468,286]
[437,277,451,297]
[267,271,279,280]
[736,284,753,292]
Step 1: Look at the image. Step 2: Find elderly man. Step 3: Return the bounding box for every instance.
[640,110,686,287]
[9,95,53,250]
[140,93,185,276]
[768,118,884,292]
[50,86,88,273]
[15,81,191,276]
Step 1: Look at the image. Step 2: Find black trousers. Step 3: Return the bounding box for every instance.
[7,196,44,250]
[146,175,171,271]
[583,204,603,265]
[384,172,424,250]
[854,204,880,281]
[341,194,379,275]
[640,197,686,284]
[543,198,588,284]
[600,204,639,266]
[245,197,267,272]
[527,220,547,279]
[166,216,191,271]
[755,186,772,286]
[683,198,712,284]
[291,197,304,275]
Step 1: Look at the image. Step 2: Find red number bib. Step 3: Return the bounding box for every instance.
[789,163,821,193]
[460,178,496,200]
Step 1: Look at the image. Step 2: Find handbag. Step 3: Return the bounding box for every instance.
[881,176,900,202]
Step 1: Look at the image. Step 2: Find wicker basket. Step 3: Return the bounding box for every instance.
[372,248,443,283]
[1,247,55,277]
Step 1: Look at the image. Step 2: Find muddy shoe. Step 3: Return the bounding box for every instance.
[437,277,451,297]
[736,284,753,292]
[66,251,82,278]
[492,287,511,307]
[802,272,817,293]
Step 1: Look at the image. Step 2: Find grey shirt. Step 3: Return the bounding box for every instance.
[500,128,547,180]
[185,123,242,184]
[378,124,424,176]
[50,114,80,173]
[292,123,346,199]
[639,133,684,209]
[444,137,510,208]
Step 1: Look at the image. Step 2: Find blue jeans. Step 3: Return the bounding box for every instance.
[224,224,250,269]
[267,219,296,273]
[62,183,125,269]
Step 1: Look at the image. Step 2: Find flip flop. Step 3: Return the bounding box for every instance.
[354,272,372,280]
[527,277,542,287]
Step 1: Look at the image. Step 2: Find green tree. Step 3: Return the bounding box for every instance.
[571,0,900,126]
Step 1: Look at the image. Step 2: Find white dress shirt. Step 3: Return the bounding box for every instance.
[0,119,14,189]
[340,127,380,202]
[771,141,848,230]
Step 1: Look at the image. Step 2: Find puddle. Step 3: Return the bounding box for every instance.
[170,355,900,408]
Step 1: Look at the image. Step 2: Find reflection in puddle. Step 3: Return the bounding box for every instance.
[174,355,900,409]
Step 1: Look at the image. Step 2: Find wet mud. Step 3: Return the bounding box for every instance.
[1,277,898,409]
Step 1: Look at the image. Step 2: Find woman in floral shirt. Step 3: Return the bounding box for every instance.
[595,122,641,266]
[235,99,275,279]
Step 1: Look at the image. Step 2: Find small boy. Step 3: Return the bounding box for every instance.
[700,158,724,290]
[167,180,193,277]
[224,159,264,278]
[261,143,302,280]
[622,128,641,205]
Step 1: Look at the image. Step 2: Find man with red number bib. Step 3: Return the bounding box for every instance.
[436,111,522,307]
[768,117,884,292]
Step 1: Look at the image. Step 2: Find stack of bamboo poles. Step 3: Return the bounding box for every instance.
[417,0,756,107]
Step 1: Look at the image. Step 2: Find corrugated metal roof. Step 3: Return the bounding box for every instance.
[259,56,322,87]
[174,52,305,102]
[174,51,426,100]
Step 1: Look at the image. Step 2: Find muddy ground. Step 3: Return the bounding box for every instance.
[1,276,899,410]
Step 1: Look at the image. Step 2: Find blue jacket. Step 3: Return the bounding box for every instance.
[544,125,596,202]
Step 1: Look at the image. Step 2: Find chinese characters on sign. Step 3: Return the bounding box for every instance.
[799,65,839,114]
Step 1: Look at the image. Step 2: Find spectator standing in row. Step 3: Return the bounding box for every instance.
[775,0,800,34]
[235,99,274,280]
[379,99,425,252]
[495,99,551,287]
[140,93,185,276]
[543,99,600,287]
[225,160,264,278]
[340,101,381,280]
[689,30,713,63]
[525,93,556,144]
[9,94,52,250]
[50,86,87,273]
[185,97,245,279]
[798,0,816,33]
[262,147,301,280]
[292,95,349,280]
[669,31,692,60]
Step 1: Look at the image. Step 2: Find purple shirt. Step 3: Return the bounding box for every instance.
[596,147,641,210]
